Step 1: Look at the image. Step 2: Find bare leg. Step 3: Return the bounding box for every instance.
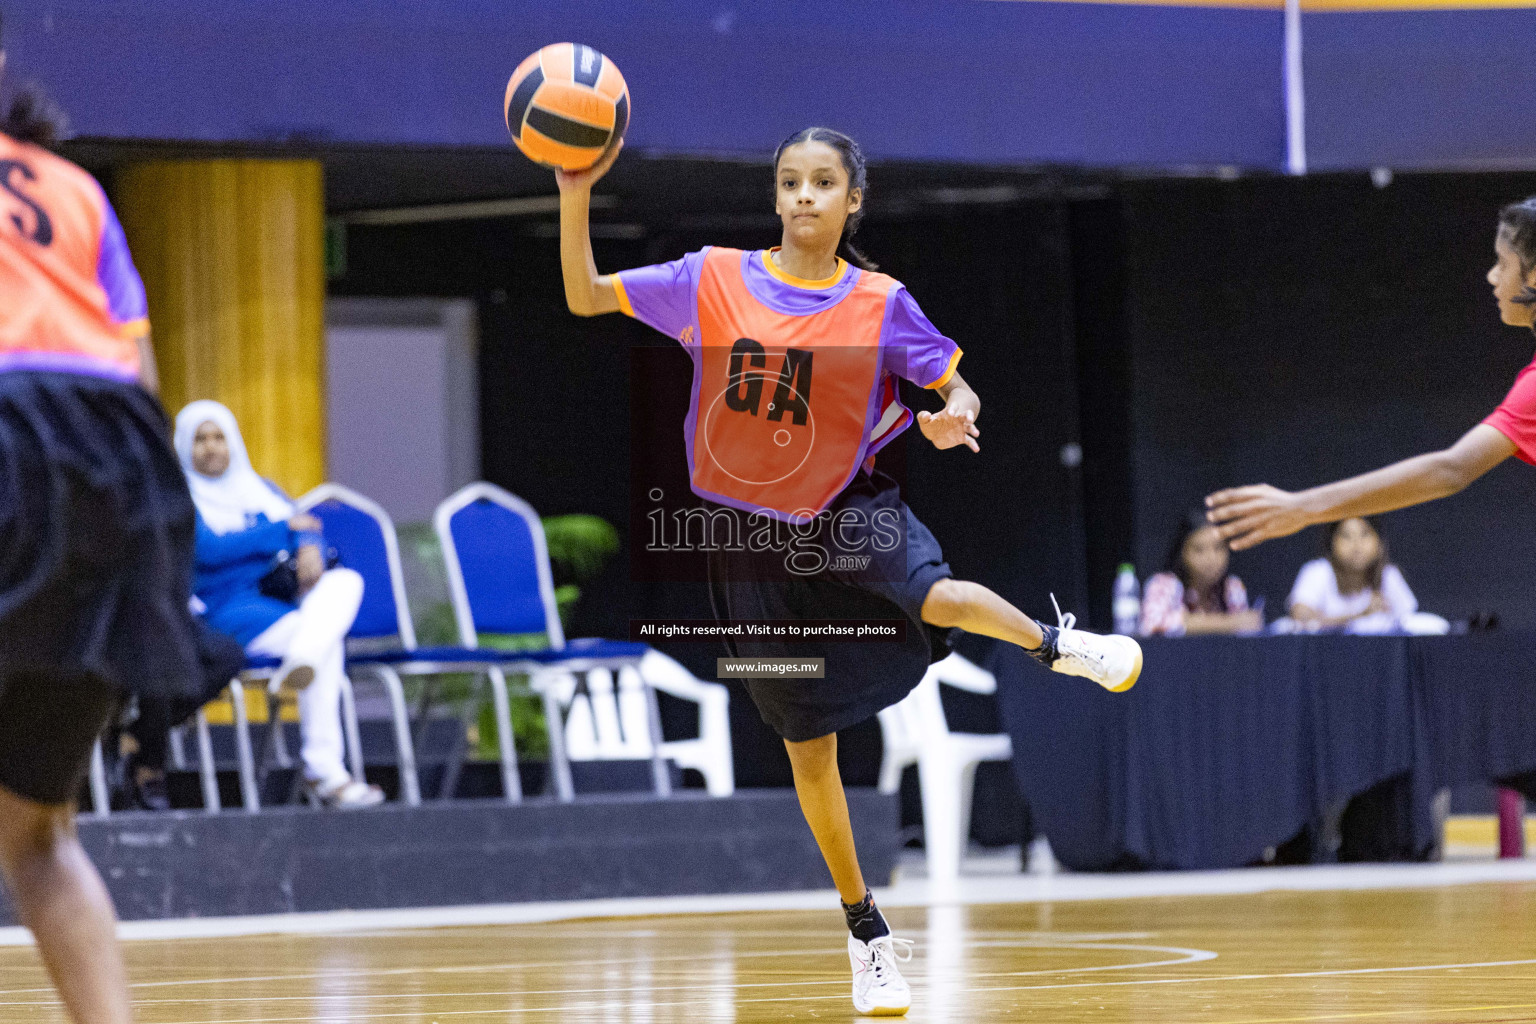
[921,577,1045,649]
[0,785,132,1024]
[784,734,867,904]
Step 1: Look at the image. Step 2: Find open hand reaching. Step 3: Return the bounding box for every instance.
[1205,484,1309,550]
[917,402,980,453]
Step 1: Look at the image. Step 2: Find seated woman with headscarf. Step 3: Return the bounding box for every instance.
[174,400,384,808]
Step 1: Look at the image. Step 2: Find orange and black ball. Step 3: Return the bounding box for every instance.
[505,43,629,171]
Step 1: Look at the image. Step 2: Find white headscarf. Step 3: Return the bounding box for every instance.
[173,400,294,535]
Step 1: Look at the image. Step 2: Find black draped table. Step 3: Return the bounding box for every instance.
[991,632,1536,871]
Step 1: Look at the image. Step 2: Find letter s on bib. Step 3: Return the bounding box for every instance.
[690,247,893,522]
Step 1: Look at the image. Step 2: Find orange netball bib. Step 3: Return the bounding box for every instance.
[0,132,147,380]
[690,247,895,521]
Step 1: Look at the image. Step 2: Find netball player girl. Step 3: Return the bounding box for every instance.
[1207,197,1536,551]
[557,127,1141,1015]
[0,18,207,1023]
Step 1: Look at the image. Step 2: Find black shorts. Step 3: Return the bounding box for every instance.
[0,371,203,804]
[707,468,958,742]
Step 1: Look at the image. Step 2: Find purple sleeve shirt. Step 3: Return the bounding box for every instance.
[614,252,960,386]
[612,248,962,479]
[94,189,148,328]
[613,249,708,345]
[880,286,961,389]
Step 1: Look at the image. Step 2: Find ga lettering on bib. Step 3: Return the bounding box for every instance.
[691,247,893,521]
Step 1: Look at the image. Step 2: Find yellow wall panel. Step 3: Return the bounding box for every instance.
[116,159,326,495]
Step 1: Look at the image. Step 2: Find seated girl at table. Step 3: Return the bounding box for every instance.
[1141,511,1264,636]
[1287,517,1417,634]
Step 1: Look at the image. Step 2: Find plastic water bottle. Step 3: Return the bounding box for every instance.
[1112,564,1141,636]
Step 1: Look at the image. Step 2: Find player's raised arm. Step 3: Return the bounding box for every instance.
[556,140,624,317]
[1206,424,1516,551]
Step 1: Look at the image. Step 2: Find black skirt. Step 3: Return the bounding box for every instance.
[0,371,206,801]
[0,370,211,776]
[707,468,957,742]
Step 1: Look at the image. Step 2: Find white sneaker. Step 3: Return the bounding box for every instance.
[305,777,385,809]
[1045,595,1142,692]
[849,933,914,1016]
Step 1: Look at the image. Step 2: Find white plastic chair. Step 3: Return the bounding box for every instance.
[544,649,734,796]
[877,652,1013,881]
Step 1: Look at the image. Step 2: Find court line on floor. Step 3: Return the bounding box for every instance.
[5,952,1530,1023]
[1215,1003,1536,1024]
[0,938,1215,1000]
[64,984,1536,1024]
[7,938,1534,1003]
[168,951,1536,1007]
[5,857,1536,945]
[952,956,1536,993]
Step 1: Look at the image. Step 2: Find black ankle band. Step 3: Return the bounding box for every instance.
[842,890,890,942]
[1027,624,1060,667]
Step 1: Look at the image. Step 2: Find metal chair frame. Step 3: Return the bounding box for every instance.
[295,483,427,806]
[433,482,663,802]
[89,677,260,817]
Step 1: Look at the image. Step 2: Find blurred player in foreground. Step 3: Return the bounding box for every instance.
[0,16,206,1023]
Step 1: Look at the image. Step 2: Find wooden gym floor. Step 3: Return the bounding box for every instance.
[2,882,1536,1023]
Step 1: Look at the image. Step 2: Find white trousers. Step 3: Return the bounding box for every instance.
[246,568,364,787]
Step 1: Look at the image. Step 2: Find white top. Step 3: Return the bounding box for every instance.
[1287,557,1418,634]
[173,399,294,534]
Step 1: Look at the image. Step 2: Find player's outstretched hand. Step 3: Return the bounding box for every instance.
[1205,484,1310,550]
[917,404,980,453]
[556,139,624,194]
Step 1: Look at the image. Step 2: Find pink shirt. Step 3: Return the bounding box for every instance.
[1485,352,1536,465]
[1140,572,1250,637]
